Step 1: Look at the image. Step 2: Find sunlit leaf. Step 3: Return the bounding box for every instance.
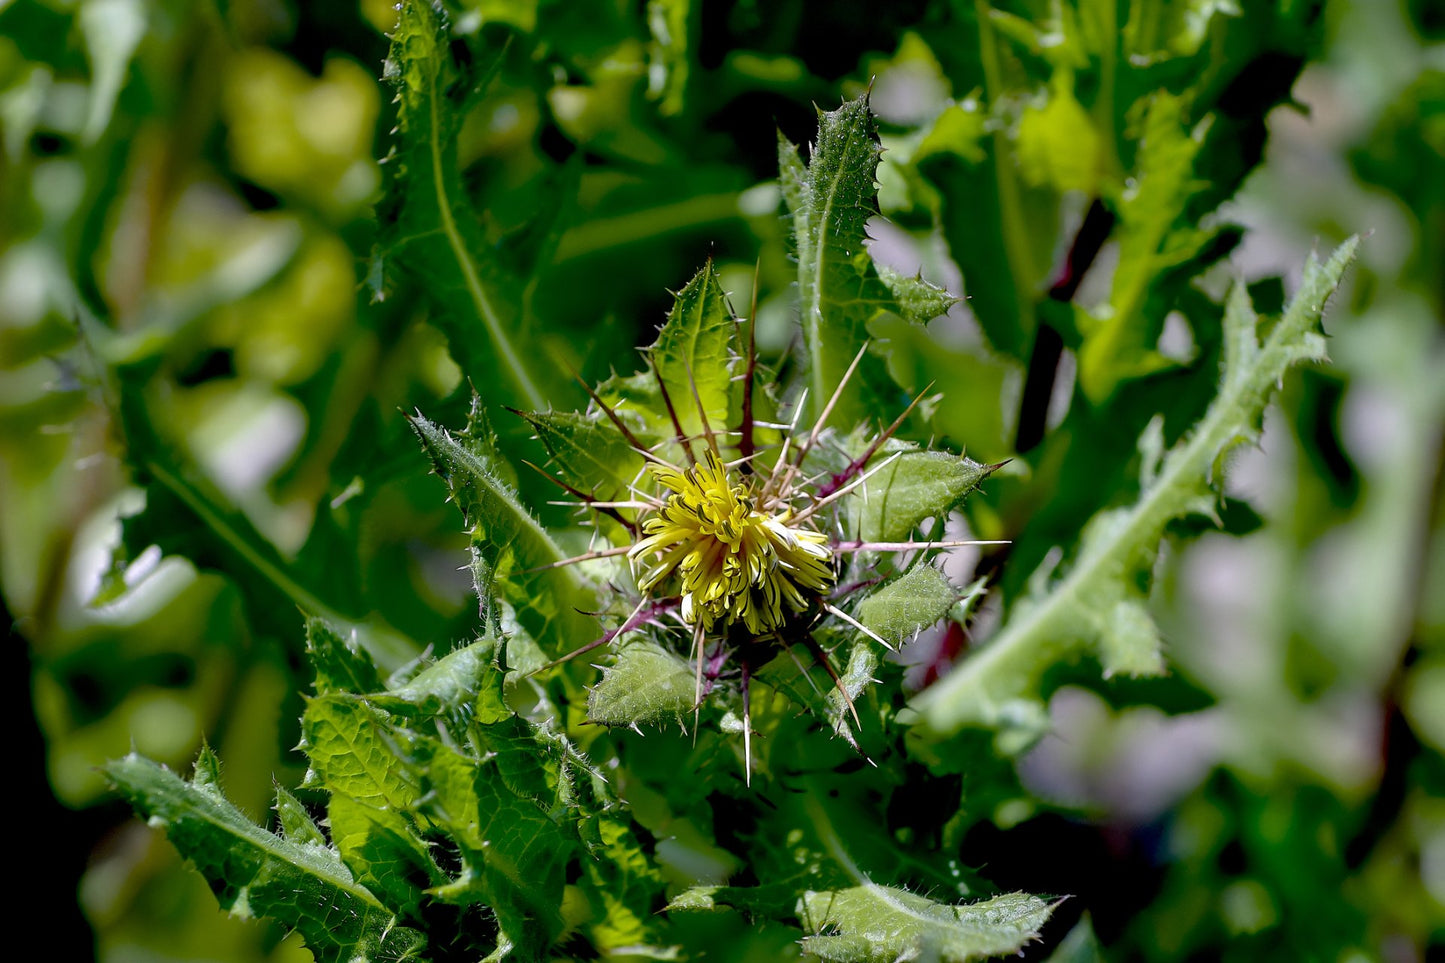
[105,749,426,963]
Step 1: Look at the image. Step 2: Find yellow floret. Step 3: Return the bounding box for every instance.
[629,451,833,633]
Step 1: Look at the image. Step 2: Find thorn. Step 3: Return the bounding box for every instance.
[738,257,761,466]
[831,539,1011,552]
[680,352,721,459]
[824,602,894,651]
[804,633,860,729]
[565,361,679,471]
[742,666,753,788]
[775,342,869,498]
[520,460,634,529]
[817,380,936,498]
[648,354,696,467]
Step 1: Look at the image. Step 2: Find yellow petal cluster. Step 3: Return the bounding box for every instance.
[629,451,833,633]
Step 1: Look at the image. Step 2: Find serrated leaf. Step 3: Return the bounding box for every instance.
[328,792,438,917]
[377,0,549,409]
[824,638,880,747]
[876,265,957,325]
[302,695,417,811]
[409,410,598,657]
[105,750,425,963]
[578,817,673,955]
[274,785,328,848]
[649,261,734,439]
[307,616,384,696]
[857,566,957,646]
[1078,92,1210,401]
[857,449,997,543]
[375,635,508,722]
[799,888,1053,963]
[587,641,696,726]
[909,237,1360,744]
[514,409,645,501]
[415,735,572,954]
[781,95,906,425]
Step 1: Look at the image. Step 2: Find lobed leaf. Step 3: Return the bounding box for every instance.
[781,95,912,425]
[908,237,1360,747]
[799,887,1054,963]
[105,750,426,963]
[1077,92,1212,401]
[377,0,550,409]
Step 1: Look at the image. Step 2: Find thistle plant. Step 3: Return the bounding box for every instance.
[480,297,1003,783]
[91,2,1367,960]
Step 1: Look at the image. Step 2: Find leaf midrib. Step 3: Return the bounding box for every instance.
[425,60,545,411]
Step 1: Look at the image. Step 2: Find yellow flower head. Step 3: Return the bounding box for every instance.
[629,450,834,633]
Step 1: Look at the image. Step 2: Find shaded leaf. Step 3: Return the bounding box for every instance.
[377,0,550,409]
[307,616,384,696]
[105,750,426,963]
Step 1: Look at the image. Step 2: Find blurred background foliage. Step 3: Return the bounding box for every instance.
[0,0,1441,960]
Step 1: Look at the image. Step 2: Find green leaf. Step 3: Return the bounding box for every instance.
[409,410,598,657]
[823,637,881,747]
[646,0,690,115]
[376,635,509,722]
[514,409,645,501]
[908,237,1360,746]
[79,0,146,144]
[274,785,328,848]
[1015,71,1101,194]
[1042,914,1106,963]
[799,888,1054,963]
[104,385,418,668]
[415,735,573,954]
[1078,92,1210,401]
[301,695,417,811]
[328,792,438,916]
[377,0,550,410]
[105,749,426,963]
[578,817,673,955]
[649,260,735,439]
[587,641,696,726]
[780,95,902,424]
[872,312,1022,460]
[875,265,957,326]
[857,566,958,647]
[307,616,384,696]
[857,449,997,543]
